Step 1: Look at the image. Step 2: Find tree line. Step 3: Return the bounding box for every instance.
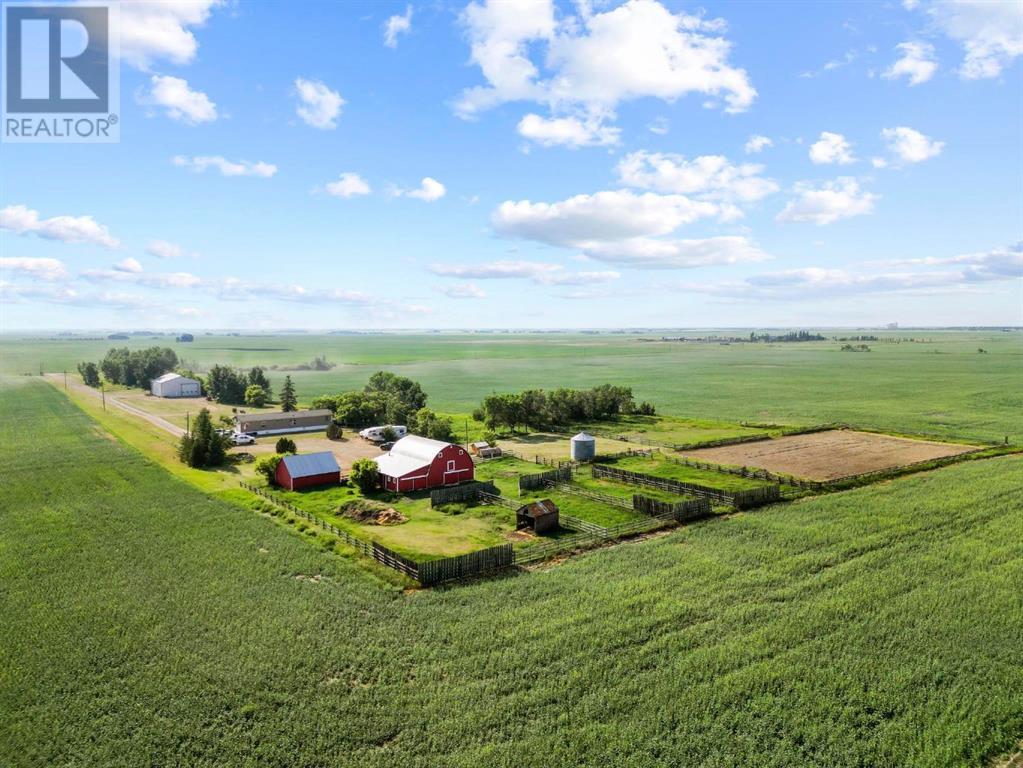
[311,371,455,442]
[474,385,654,432]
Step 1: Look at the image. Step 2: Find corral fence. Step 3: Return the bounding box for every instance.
[547,481,633,510]
[512,512,679,566]
[239,482,511,585]
[582,422,843,452]
[430,481,500,507]
[590,464,781,510]
[663,454,824,492]
[534,455,579,469]
[632,494,711,521]
[519,466,573,493]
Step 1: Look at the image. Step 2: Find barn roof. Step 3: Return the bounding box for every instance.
[153,372,193,383]
[518,499,558,518]
[374,435,454,478]
[281,452,340,479]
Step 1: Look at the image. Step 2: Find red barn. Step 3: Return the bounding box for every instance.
[373,435,474,492]
[275,452,341,491]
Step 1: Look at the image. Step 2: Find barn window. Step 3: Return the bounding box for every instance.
[447,460,455,472]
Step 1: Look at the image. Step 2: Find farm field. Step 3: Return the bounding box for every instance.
[607,453,782,492]
[681,429,981,481]
[3,378,1023,767]
[3,329,1021,442]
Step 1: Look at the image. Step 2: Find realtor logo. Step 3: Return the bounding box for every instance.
[3,2,119,142]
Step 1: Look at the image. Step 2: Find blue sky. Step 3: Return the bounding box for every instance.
[1,0,1021,330]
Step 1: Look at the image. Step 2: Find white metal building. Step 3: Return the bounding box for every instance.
[150,373,201,398]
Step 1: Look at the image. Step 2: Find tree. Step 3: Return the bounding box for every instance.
[349,458,380,494]
[255,454,283,485]
[206,365,248,404]
[365,371,426,424]
[177,408,225,468]
[410,408,455,442]
[244,384,267,408]
[248,366,272,400]
[77,361,100,387]
[381,426,398,443]
[275,437,297,454]
[326,422,343,440]
[280,376,297,412]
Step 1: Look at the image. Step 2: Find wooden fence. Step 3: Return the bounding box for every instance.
[512,512,679,565]
[663,454,823,491]
[239,482,511,585]
[519,466,573,493]
[590,464,781,509]
[547,481,633,510]
[430,481,499,507]
[632,494,711,521]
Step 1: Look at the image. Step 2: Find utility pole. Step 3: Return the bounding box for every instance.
[186,412,190,437]
[101,384,106,411]
[465,419,469,450]
[63,370,67,390]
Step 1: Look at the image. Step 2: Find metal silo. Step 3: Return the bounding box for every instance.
[570,432,596,461]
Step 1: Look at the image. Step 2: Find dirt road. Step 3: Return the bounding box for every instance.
[46,375,185,437]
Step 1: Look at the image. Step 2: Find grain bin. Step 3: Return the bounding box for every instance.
[570,432,596,461]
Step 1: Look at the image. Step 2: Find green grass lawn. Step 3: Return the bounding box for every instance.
[608,454,779,492]
[576,413,774,445]
[3,378,1022,767]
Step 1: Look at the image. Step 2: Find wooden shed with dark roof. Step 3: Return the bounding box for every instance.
[516,499,559,533]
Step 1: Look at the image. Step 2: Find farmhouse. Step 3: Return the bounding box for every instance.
[150,372,201,398]
[374,435,474,492]
[516,499,559,533]
[235,409,332,436]
[275,452,341,491]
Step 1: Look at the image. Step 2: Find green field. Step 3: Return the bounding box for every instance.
[4,329,1021,442]
[607,453,781,492]
[3,378,1022,767]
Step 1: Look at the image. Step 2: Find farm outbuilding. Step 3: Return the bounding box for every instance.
[275,451,341,491]
[235,409,332,436]
[150,373,201,398]
[374,435,475,493]
[570,432,596,461]
[516,499,559,533]
[470,440,503,459]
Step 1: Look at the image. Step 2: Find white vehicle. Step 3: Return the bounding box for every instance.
[358,425,408,443]
[231,433,256,446]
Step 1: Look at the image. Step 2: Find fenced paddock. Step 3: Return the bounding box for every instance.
[679,429,981,482]
[519,467,573,492]
[591,465,781,509]
[240,482,511,585]
[430,481,500,507]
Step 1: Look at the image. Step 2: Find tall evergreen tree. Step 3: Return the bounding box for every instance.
[280,376,297,412]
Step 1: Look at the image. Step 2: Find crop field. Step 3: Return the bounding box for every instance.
[681,429,981,481]
[606,453,783,492]
[3,378,1022,767]
[3,329,1021,442]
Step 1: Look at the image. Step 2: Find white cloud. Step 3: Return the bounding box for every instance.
[294,78,344,129]
[383,5,413,48]
[214,278,373,305]
[927,0,1023,79]
[0,204,119,248]
[776,177,877,225]
[142,75,217,124]
[883,41,938,85]
[456,0,756,141]
[429,260,620,284]
[324,172,372,198]
[647,117,669,135]
[574,235,771,269]
[881,126,945,163]
[402,177,447,202]
[113,258,143,274]
[435,283,487,299]
[744,134,772,154]
[517,113,620,147]
[809,131,855,165]
[119,0,223,70]
[678,243,1022,300]
[146,240,184,259]
[0,257,68,281]
[616,151,779,203]
[172,155,278,177]
[871,157,889,169]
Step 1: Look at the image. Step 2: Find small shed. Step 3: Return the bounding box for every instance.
[516,499,559,533]
[275,451,341,491]
[570,432,596,461]
[151,372,201,398]
[470,440,503,459]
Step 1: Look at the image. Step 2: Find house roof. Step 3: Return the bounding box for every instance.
[236,409,332,424]
[373,434,454,478]
[153,372,195,384]
[281,451,340,478]
[518,499,558,517]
